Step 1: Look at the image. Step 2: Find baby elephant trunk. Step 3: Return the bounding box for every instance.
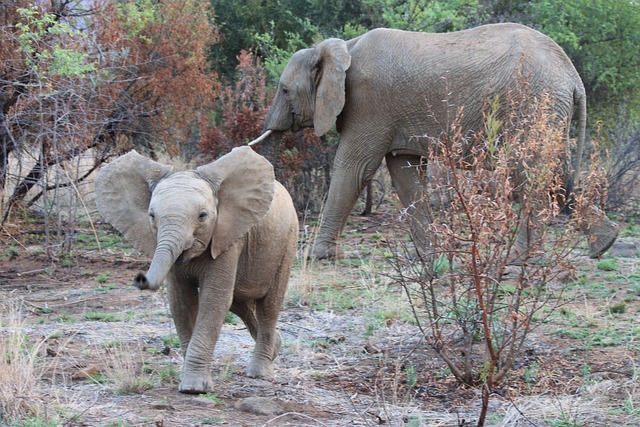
[134,233,185,291]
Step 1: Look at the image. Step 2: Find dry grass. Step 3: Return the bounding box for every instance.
[0,300,46,423]
[101,342,155,395]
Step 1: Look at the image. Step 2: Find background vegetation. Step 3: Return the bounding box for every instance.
[1,0,638,236]
[0,2,638,425]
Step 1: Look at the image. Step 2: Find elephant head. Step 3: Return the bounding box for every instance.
[261,38,351,139]
[94,146,275,290]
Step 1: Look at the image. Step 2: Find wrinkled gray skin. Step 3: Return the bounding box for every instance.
[261,23,617,260]
[94,147,298,394]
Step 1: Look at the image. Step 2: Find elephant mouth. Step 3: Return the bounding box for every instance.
[176,251,190,264]
[291,112,301,132]
[177,240,207,264]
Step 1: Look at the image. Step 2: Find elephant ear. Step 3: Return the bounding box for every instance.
[196,146,275,259]
[314,38,351,137]
[94,150,173,257]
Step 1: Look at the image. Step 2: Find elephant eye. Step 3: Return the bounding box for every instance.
[148,212,155,221]
[198,211,208,222]
[282,87,289,95]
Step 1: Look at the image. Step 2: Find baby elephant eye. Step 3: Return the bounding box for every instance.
[198,211,208,222]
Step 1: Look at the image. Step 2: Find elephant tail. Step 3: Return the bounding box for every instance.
[572,88,587,191]
[566,87,587,200]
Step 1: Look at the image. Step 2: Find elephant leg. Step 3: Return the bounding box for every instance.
[230,300,258,341]
[166,273,198,354]
[312,141,386,259]
[510,212,543,265]
[578,205,619,258]
[245,250,292,378]
[385,154,435,262]
[178,251,239,394]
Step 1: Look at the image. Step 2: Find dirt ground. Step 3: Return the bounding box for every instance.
[1,207,639,427]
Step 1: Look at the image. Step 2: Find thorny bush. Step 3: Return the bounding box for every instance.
[387,89,610,425]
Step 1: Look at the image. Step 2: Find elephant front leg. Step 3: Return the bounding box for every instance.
[166,275,198,354]
[178,266,237,394]
[312,142,385,259]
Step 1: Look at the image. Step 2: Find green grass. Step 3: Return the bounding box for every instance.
[96,284,118,293]
[157,366,179,384]
[10,417,60,427]
[95,273,110,284]
[201,392,222,404]
[83,312,121,322]
[54,312,75,323]
[596,259,617,272]
[553,326,635,348]
[2,245,20,259]
[162,334,180,349]
[608,301,627,315]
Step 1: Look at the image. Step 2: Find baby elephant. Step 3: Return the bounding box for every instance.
[94,146,298,394]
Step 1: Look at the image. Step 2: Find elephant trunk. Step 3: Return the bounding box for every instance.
[134,227,186,291]
[249,130,282,168]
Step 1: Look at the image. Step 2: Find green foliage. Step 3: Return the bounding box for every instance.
[116,0,157,41]
[527,0,640,121]
[211,0,322,80]
[16,6,96,78]
[254,28,311,84]
[361,0,485,32]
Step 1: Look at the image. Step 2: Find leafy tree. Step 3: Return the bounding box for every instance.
[210,0,322,81]
[361,0,486,32]
[527,0,640,121]
[0,0,219,253]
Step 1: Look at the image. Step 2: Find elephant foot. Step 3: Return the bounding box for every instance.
[586,217,619,259]
[246,360,274,378]
[310,241,342,260]
[178,371,214,394]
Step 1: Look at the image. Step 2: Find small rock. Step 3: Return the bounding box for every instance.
[236,397,283,416]
[190,397,219,407]
[607,241,639,258]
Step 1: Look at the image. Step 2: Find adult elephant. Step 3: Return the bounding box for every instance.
[251,23,618,260]
[94,147,298,393]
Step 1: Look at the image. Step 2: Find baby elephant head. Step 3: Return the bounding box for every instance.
[94,146,275,290]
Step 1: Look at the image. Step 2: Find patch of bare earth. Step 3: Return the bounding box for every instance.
[1,210,639,426]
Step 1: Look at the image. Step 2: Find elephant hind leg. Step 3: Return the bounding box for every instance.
[230,300,258,341]
[579,205,619,258]
[246,252,293,378]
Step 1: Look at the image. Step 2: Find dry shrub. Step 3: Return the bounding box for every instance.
[388,87,609,425]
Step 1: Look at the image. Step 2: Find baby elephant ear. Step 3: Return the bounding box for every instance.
[197,147,275,259]
[94,150,173,257]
